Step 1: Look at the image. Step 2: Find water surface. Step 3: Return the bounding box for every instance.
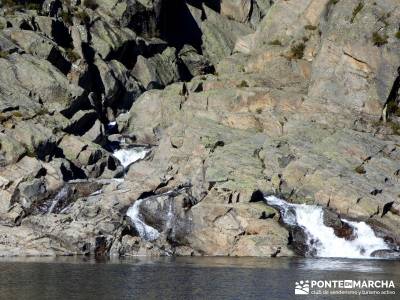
[0,257,398,299]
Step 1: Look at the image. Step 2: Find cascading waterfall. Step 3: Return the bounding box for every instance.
[126,199,160,241]
[113,147,149,169]
[265,196,390,259]
[47,186,69,214]
[126,188,187,241]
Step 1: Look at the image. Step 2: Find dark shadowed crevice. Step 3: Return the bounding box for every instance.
[106,40,139,69]
[63,111,98,136]
[383,67,400,120]
[138,191,157,200]
[159,0,203,52]
[187,0,221,12]
[250,190,264,202]
[381,201,394,217]
[47,47,71,74]
[60,94,92,119]
[60,162,87,181]
[51,20,73,48]
[121,1,160,38]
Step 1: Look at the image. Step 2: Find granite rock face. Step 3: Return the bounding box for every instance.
[0,0,399,257]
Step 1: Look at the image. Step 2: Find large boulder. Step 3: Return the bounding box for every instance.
[95,58,143,112]
[220,0,252,23]
[131,47,181,89]
[178,45,213,77]
[120,0,164,37]
[90,19,136,59]
[0,53,84,114]
[0,133,26,167]
[201,5,253,64]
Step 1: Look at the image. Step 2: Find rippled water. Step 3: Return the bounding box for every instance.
[0,257,398,299]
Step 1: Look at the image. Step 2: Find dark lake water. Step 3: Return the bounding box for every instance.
[0,256,398,300]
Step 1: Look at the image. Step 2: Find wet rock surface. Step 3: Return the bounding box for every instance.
[0,0,399,258]
[370,249,400,259]
[322,209,356,240]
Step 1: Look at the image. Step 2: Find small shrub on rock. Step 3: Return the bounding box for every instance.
[83,0,98,10]
[65,48,80,62]
[351,2,364,23]
[238,80,249,88]
[354,165,366,174]
[372,31,388,47]
[304,25,317,30]
[290,43,305,59]
[268,39,282,46]
[1,0,17,8]
[0,50,9,58]
[61,11,73,25]
[388,121,400,135]
[75,10,90,24]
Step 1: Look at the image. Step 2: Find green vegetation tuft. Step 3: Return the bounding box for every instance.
[268,39,282,46]
[83,0,98,10]
[395,31,400,39]
[304,25,317,31]
[12,111,23,118]
[386,101,400,118]
[290,43,305,59]
[1,0,17,7]
[61,11,73,25]
[24,2,41,10]
[65,48,80,62]
[354,165,366,174]
[1,0,42,12]
[0,50,9,58]
[237,80,249,88]
[372,31,388,47]
[388,121,400,135]
[351,2,364,23]
[75,10,90,24]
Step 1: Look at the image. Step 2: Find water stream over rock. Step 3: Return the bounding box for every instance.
[113,147,149,169]
[126,199,161,241]
[125,187,190,245]
[265,196,390,259]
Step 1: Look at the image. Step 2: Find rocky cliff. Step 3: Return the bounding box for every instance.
[0,0,400,257]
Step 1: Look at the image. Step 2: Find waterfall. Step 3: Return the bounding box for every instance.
[126,188,187,242]
[48,186,69,214]
[113,147,149,169]
[126,199,160,241]
[265,196,390,259]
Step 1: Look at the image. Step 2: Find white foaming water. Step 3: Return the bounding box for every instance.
[48,186,69,214]
[265,196,389,259]
[126,199,160,241]
[113,147,148,169]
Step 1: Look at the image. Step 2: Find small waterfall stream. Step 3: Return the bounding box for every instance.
[265,196,390,259]
[113,147,149,169]
[126,188,187,242]
[126,199,160,241]
[47,186,70,214]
